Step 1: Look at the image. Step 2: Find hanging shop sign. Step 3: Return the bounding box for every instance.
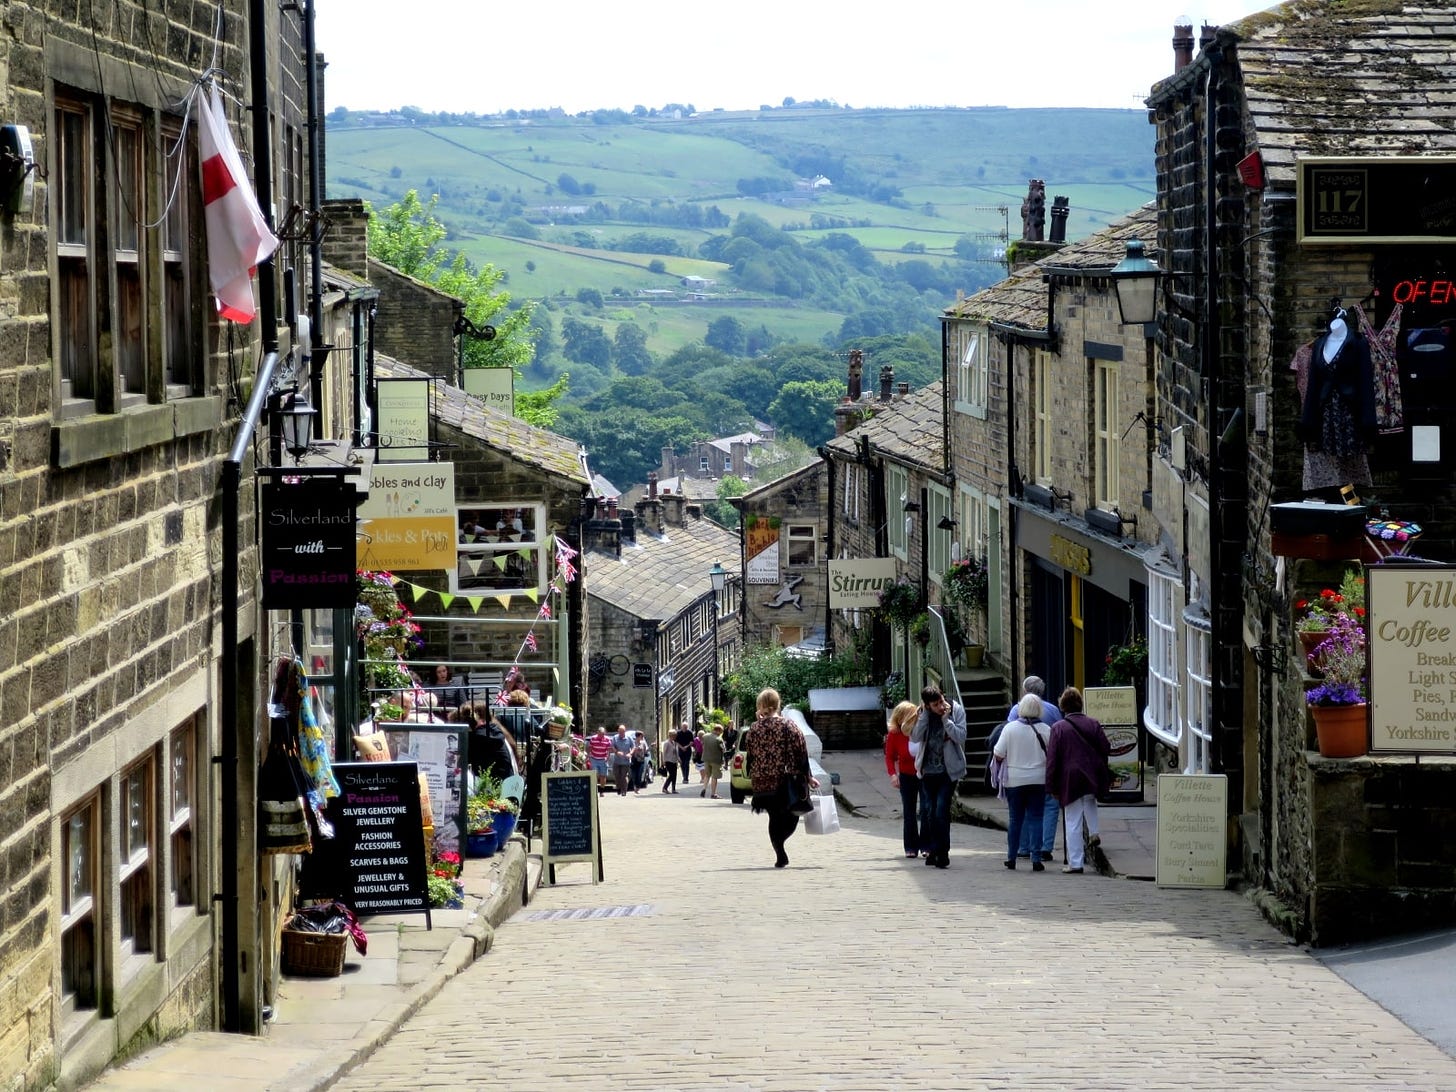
[375,377,432,462]
[541,770,603,885]
[1297,156,1456,245]
[463,367,515,416]
[357,462,457,572]
[632,662,653,688]
[260,478,358,610]
[1367,562,1456,755]
[1083,685,1144,803]
[330,761,430,919]
[828,557,899,609]
[1155,774,1228,889]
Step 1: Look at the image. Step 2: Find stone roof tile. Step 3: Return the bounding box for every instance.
[824,381,946,475]
[587,516,739,619]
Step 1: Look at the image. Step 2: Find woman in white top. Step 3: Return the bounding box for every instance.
[993,693,1050,871]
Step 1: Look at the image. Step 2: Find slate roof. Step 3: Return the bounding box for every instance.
[586,515,739,620]
[1157,0,1456,186]
[657,476,721,502]
[373,356,589,485]
[823,380,946,475]
[942,204,1159,332]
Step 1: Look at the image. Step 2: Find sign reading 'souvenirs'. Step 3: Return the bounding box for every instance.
[1368,563,1456,754]
[260,478,358,609]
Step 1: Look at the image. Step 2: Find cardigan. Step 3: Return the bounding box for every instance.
[885,730,916,776]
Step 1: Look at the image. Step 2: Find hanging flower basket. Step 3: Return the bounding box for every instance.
[877,581,922,631]
[944,557,989,615]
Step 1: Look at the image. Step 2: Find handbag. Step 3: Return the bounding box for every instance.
[784,774,813,815]
[804,793,840,835]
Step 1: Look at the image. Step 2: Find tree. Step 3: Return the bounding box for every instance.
[705,315,746,356]
[612,323,655,376]
[561,318,612,370]
[576,287,604,309]
[767,379,841,447]
[705,475,748,529]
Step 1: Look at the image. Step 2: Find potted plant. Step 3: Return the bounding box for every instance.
[1101,637,1148,686]
[465,797,498,857]
[881,671,906,710]
[909,612,931,648]
[1306,611,1367,758]
[1293,586,1346,659]
[877,580,922,632]
[944,556,990,616]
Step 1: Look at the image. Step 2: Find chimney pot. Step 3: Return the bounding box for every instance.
[879,364,894,401]
[897,382,910,395]
[1199,23,1217,49]
[648,472,658,499]
[1173,22,1194,72]
[847,348,864,401]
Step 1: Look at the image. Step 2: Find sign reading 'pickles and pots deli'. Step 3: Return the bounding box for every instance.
[1369,563,1456,755]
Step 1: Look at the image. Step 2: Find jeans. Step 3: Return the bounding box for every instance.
[613,764,631,794]
[630,757,646,789]
[662,761,678,792]
[896,772,922,854]
[1018,792,1059,856]
[1006,784,1047,864]
[921,772,954,861]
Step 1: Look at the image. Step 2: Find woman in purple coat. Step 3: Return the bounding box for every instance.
[1043,686,1111,874]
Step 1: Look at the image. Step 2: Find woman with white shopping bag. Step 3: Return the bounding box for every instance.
[745,688,819,868]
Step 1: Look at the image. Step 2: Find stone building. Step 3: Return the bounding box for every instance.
[0,2,347,1084]
[1146,4,1456,943]
[734,462,829,653]
[585,489,741,749]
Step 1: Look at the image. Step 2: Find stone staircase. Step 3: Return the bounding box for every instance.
[955,667,1009,792]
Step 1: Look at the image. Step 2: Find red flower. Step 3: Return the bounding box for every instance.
[1294,599,1309,611]
[1354,606,1366,617]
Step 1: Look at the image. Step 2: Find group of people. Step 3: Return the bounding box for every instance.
[656,719,737,798]
[586,724,655,796]
[884,675,1111,873]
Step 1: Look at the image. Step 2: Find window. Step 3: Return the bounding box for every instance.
[120,757,155,963]
[886,464,909,559]
[927,487,951,584]
[455,504,547,594]
[723,456,732,472]
[773,625,804,647]
[52,87,201,416]
[842,462,861,522]
[959,487,989,563]
[955,326,988,413]
[1144,565,1182,750]
[699,455,710,471]
[170,726,196,912]
[1185,613,1213,774]
[61,796,100,1017]
[1094,359,1120,510]
[1033,350,1052,485]
[787,524,816,567]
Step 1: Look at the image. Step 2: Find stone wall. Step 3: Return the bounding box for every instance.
[369,260,459,377]
[738,464,827,651]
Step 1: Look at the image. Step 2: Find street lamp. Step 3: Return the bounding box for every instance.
[708,562,726,707]
[280,392,317,462]
[1109,238,1160,326]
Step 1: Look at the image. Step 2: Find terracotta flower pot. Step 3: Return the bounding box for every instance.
[1311,702,1367,758]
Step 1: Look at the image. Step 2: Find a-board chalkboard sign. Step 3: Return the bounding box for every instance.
[541,770,602,885]
[332,762,431,918]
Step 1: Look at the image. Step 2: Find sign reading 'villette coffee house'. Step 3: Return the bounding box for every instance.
[261,478,358,610]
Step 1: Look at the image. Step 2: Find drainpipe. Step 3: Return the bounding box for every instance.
[821,450,837,657]
[220,0,280,1034]
[304,0,326,412]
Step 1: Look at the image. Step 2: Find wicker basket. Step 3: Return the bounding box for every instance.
[281,928,347,977]
[544,721,568,740]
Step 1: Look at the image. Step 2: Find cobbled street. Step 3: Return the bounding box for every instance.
[337,787,1456,1091]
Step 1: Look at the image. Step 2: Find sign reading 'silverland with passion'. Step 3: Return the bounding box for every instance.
[1369,564,1456,755]
[261,479,357,609]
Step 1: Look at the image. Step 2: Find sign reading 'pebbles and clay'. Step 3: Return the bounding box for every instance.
[260,478,357,609]
[331,762,430,918]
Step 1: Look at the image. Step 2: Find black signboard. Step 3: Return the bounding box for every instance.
[632,662,652,688]
[331,761,430,917]
[541,771,601,884]
[261,478,357,609]
[1299,156,1456,244]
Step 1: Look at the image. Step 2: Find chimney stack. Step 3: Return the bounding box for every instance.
[879,364,894,402]
[1173,23,1194,72]
[635,496,664,536]
[847,348,864,401]
[1049,196,1069,244]
[1199,23,1217,50]
[647,472,658,500]
[663,492,687,528]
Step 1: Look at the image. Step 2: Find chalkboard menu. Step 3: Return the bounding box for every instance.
[541,771,601,885]
[332,762,430,916]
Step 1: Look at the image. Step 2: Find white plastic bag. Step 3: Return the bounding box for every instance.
[804,793,840,835]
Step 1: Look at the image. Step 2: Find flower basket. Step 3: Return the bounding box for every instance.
[1312,702,1367,758]
[877,581,922,631]
[281,929,347,978]
[944,557,989,615]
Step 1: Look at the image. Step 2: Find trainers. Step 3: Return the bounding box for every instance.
[1031,861,1045,872]
[1003,859,1016,870]
[1062,866,1084,874]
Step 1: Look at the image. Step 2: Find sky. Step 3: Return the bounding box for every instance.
[315,1,1278,116]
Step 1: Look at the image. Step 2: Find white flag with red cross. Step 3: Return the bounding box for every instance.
[198,86,278,323]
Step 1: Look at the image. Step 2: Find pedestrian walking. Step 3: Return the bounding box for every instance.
[884,700,922,859]
[746,688,818,868]
[659,735,680,794]
[630,731,650,793]
[692,730,705,785]
[700,724,726,799]
[993,694,1050,871]
[909,686,967,869]
[610,724,635,796]
[1045,686,1111,874]
[674,721,695,786]
[587,725,612,794]
[992,676,1062,861]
